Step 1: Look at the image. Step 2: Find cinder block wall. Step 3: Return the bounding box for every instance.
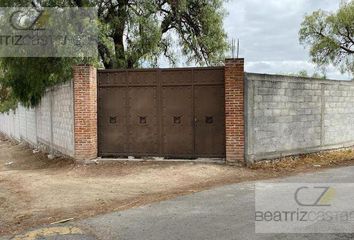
[0,65,98,160]
[246,73,354,162]
[0,81,75,157]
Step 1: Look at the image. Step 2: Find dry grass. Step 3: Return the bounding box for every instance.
[251,148,354,171]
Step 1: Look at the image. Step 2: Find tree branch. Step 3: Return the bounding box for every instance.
[339,45,354,54]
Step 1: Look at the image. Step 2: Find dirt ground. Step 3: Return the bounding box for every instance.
[1,137,354,236]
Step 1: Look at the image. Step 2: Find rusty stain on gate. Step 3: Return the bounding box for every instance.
[98,67,225,159]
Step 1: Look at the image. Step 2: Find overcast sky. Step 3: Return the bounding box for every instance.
[224,0,352,80]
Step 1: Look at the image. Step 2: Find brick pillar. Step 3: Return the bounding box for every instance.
[73,65,97,160]
[224,58,245,165]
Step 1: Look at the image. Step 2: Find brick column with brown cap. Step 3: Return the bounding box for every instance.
[224,58,245,164]
[73,65,97,160]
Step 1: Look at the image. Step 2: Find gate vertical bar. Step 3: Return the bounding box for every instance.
[157,69,163,155]
[192,69,196,158]
[125,70,129,154]
[97,75,101,156]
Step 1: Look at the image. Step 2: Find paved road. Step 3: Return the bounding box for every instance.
[7,166,354,240]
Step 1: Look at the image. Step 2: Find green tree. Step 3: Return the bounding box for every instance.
[0,58,93,107]
[311,71,327,79]
[0,0,228,111]
[1,0,228,68]
[299,1,354,75]
[94,0,229,68]
[296,70,309,78]
[0,79,17,113]
[288,70,327,79]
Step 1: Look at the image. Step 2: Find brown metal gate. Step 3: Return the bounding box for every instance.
[98,67,225,158]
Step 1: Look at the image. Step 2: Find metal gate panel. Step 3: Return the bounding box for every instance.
[193,68,225,85]
[127,87,159,155]
[127,71,157,86]
[98,87,127,155]
[161,69,193,85]
[162,86,194,157]
[194,85,226,157]
[98,71,127,86]
[98,67,226,159]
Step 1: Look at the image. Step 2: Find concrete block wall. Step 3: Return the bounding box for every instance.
[24,106,37,145]
[0,81,75,157]
[36,93,52,145]
[0,105,37,144]
[323,84,354,145]
[52,83,75,155]
[246,73,354,162]
[0,110,16,138]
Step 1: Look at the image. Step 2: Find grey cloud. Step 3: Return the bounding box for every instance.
[157,0,351,80]
[224,0,351,80]
[246,61,351,80]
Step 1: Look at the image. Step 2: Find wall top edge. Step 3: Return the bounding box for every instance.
[245,72,354,85]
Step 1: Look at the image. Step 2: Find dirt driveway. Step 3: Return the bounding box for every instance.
[1,137,354,236]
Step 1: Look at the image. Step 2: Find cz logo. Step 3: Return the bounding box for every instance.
[9,8,48,30]
[294,186,335,207]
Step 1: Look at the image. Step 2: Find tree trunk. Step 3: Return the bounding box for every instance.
[112,0,129,69]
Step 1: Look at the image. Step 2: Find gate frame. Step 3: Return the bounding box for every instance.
[72,58,245,164]
[96,67,226,159]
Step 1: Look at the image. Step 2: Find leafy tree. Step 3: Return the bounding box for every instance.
[0,61,16,112]
[288,69,327,79]
[299,1,354,75]
[0,58,93,107]
[296,70,309,78]
[311,71,327,79]
[0,80,17,113]
[89,0,228,68]
[0,0,228,111]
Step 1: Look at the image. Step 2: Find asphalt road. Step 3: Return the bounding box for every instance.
[7,166,354,240]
